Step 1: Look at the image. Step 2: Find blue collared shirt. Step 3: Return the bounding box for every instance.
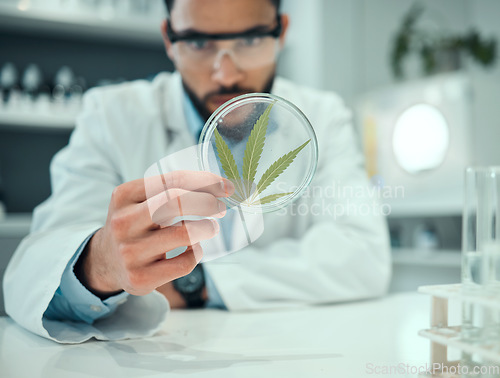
[44,91,226,324]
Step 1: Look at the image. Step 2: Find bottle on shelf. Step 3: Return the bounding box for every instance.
[0,62,20,108]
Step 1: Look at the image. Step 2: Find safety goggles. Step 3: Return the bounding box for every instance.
[167,14,283,71]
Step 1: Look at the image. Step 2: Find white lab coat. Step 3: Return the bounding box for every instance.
[3,72,391,343]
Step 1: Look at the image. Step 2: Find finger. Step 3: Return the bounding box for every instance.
[119,188,226,236]
[151,244,203,287]
[133,219,219,262]
[125,244,203,294]
[146,188,227,227]
[141,170,235,204]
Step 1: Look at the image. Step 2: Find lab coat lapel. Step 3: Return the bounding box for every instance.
[161,72,194,150]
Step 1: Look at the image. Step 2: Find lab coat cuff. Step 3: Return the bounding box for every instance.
[58,231,129,324]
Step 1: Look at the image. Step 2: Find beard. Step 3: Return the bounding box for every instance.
[182,72,276,142]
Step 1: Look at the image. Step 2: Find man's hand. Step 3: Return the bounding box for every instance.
[75,170,234,298]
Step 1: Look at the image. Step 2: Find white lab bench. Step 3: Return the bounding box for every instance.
[0,292,431,378]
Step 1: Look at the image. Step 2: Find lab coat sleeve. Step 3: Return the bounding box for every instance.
[43,232,130,324]
[3,89,169,343]
[204,96,392,310]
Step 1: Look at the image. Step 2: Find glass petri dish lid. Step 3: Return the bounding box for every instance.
[198,93,318,213]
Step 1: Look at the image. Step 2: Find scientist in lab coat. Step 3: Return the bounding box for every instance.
[3,0,391,343]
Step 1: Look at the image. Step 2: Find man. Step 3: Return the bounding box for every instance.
[3,0,391,343]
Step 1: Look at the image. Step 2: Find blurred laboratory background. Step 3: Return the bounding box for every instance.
[0,0,499,314]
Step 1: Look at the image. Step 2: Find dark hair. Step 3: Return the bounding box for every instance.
[164,0,281,14]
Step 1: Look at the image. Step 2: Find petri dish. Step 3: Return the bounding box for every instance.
[198,93,318,213]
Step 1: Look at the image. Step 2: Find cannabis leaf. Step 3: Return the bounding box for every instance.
[252,192,294,205]
[214,128,245,202]
[250,139,311,203]
[242,102,275,197]
[213,103,311,208]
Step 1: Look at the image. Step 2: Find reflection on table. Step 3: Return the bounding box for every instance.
[0,292,429,378]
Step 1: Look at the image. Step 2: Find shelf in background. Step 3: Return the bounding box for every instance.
[0,2,164,47]
[0,213,32,238]
[392,248,461,267]
[0,110,76,129]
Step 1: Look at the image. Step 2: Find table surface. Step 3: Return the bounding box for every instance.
[0,292,433,378]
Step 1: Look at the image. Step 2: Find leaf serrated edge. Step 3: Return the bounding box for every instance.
[213,128,246,199]
[251,139,311,203]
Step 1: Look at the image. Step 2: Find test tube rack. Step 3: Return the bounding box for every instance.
[417,283,500,377]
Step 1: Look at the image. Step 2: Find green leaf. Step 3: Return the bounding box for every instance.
[242,102,275,197]
[213,128,245,199]
[250,192,293,206]
[230,192,245,203]
[252,139,311,202]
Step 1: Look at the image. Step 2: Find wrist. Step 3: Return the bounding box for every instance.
[75,230,123,299]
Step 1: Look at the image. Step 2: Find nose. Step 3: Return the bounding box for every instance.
[211,51,245,87]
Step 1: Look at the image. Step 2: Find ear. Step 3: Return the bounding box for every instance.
[161,19,176,62]
[278,14,289,49]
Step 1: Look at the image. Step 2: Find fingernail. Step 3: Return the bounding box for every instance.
[220,180,226,194]
[224,180,235,195]
[211,219,220,234]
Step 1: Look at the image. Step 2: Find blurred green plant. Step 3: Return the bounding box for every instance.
[391,2,497,79]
